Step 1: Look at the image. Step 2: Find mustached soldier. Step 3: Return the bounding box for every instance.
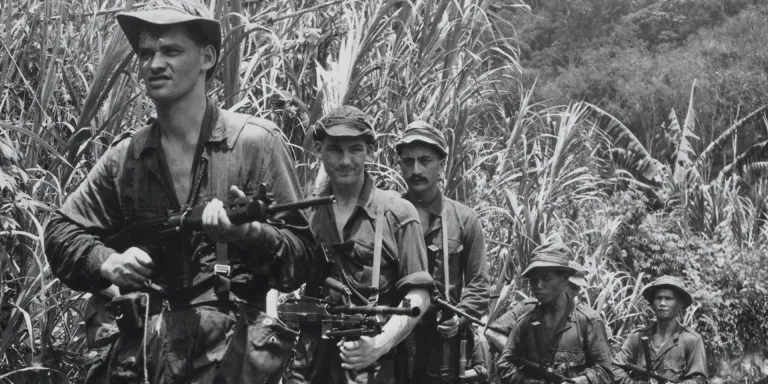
[395,120,491,383]
[612,276,708,384]
[285,106,433,384]
[496,235,613,384]
[44,1,314,382]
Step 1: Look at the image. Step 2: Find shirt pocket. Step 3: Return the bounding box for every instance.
[351,241,393,296]
[430,236,463,289]
[661,358,685,375]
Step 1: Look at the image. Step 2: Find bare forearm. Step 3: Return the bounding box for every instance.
[374,288,430,353]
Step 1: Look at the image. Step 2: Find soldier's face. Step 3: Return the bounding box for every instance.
[528,269,569,304]
[398,144,444,194]
[137,25,215,104]
[652,289,682,321]
[315,136,373,188]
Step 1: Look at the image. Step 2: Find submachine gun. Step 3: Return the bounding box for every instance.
[615,336,678,384]
[277,277,421,339]
[433,296,489,383]
[105,184,335,290]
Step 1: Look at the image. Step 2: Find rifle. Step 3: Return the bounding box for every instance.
[104,183,334,289]
[615,336,678,383]
[517,357,576,384]
[615,364,677,384]
[432,296,488,383]
[277,277,421,339]
[522,321,576,384]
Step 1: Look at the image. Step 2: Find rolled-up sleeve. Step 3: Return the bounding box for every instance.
[456,214,490,320]
[584,318,614,384]
[44,146,124,292]
[394,218,433,298]
[242,130,315,292]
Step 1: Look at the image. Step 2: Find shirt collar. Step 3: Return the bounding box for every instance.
[403,190,443,216]
[318,171,377,219]
[132,98,233,159]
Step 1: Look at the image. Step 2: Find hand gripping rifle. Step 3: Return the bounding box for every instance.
[433,296,488,383]
[516,321,576,384]
[104,183,335,290]
[615,336,678,384]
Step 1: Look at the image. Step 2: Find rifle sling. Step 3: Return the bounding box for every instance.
[369,190,385,305]
[441,199,450,301]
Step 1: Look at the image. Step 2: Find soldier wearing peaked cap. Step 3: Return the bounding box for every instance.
[496,234,613,384]
[395,120,491,383]
[44,1,315,383]
[612,276,708,384]
[284,106,434,384]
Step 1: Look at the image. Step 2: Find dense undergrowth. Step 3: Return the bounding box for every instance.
[1,0,767,382]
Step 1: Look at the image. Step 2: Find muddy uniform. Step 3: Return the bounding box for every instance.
[285,173,433,384]
[403,194,490,384]
[496,300,614,384]
[612,324,708,384]
[45,104,314,383]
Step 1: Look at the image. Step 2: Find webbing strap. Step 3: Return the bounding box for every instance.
[441,199,450,300]
[369,192,385,305]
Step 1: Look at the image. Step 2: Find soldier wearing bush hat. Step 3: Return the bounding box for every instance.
[497,234,614,384]
[45,0,315,383]
[395,120,491,383]
[285,106,434,384]
[612,276,708,383]
[486,264,589,354]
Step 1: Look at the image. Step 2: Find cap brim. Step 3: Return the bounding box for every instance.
[642,284,693,308]
[321,124,375,141]
[522,261,577,278]
[395,135,448,155]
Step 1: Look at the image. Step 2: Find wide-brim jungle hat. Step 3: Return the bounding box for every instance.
[116,0,221,80]
[522,233,577,278]
[642,275,694,308]
[395,120,449,157]
[568,267,588,288]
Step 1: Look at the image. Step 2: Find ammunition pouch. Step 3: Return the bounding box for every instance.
[107,293,155,336]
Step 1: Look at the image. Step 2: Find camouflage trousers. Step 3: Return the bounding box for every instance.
[84,297,296,384]
[283,329,398,384]
[407,323,490,384]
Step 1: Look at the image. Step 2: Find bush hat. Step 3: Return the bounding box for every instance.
[116,0,221,80]
[568,267,588,288]
[395,120,449,157]
[314,106,376,143]
[522,234,577,278]
[642,275,693,308]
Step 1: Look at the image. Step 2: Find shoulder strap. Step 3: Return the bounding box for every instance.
[369,189,392,305]
[441,199,450,300]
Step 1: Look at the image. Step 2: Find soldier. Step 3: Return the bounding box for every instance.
[485,269,588,353]
[395,120,491,383]
[285,106,434,384]
[496,236,613,384]
[612,276,708,384]
[44,1,315,382]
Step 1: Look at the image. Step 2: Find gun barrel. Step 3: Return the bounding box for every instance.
[617,364,677,383]
[518,357,576,384]
[434,297,487,327]
[328,305,421,317]
[267,196,336,213]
